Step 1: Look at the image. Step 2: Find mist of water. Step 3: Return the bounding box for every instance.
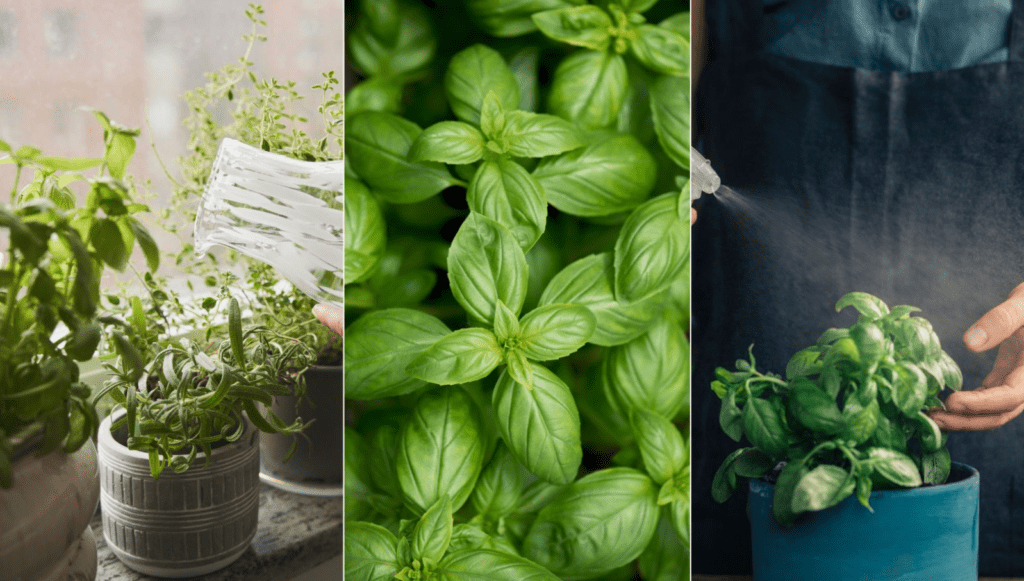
[703,182,1018,390]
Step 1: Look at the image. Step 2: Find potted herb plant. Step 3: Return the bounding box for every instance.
[711,292,979,581]
[156,4,345,494]
[344,1,691,579]
[94,294,316,578]
[0,113,158,581]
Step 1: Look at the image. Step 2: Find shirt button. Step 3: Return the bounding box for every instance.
[892,3,911,20]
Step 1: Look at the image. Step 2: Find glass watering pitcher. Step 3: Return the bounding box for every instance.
[194,138,344,306]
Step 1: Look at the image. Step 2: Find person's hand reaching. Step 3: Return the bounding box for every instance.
[929,283,1024,431]
[313,304,343,337]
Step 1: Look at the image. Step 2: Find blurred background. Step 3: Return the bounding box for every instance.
[0,0,344,254]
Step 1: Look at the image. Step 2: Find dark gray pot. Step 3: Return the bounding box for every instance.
[260,365,343,495]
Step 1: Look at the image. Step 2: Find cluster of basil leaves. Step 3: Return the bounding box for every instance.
[711,292,964,526]
[0,111,160,487]
[345,1,689,579]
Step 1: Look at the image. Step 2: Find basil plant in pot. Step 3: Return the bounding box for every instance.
[711,292,979,581]
[94,294,316,578]
[0,114,158,581]
[160,4,344,495]
[344,1,690,579]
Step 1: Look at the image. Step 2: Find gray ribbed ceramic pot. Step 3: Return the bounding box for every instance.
[97,411,260,578]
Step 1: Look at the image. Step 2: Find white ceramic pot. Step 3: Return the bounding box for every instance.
[0,440,100,581]
[97,411,260,578]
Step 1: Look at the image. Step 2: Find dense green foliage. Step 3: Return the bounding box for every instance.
[712,292,964,526]
[0,112,158,487]
[96,295,316,479]
[345,0,690,579]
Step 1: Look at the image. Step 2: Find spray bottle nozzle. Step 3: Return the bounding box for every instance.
[691,149,721,202]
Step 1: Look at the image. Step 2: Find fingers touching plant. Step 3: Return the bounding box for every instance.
[712,292,964,526]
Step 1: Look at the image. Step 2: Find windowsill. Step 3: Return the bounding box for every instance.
[93,482,343,581]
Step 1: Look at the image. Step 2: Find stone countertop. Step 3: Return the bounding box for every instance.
[93,483,344,581]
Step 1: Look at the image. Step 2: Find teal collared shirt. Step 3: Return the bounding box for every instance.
[763,0,1012,72]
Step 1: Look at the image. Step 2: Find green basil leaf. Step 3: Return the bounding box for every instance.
[348,0,435,79]
[347,112,460,204]
[466,0,587,37]
[602,317,688,419]
[532,6,613,50]
[505,349,535,391]
[436,548,561,581]
[90,217,129,271]
[410,121,487,165]
[772,460,809,526]
[939,351,963,390]
[493,300,521,343]
[344,521,402,581]
[718,389,744,442]
[840,398,880,444]
[539,252,664,346]
[66,320,102,362]
[517,303,596,361]
[406,328,504,385]
[466,158,547,251]
[470,443,523,519]
[346,77,404,115]
[892,317,942,361]
[444,44,521,125]
[785,347,822,380]
[835,291,890,319]
[630,408,686,485]
[62,230,97,317]
[412,495,454,564]
[614,192,688,303]
[127,218,159,273]
[492,365,582,485]
[448,213,529,325]
[620,0,661,13]
[533,132,657,218]
[743,397,789,456]
[447,524,521,556]
[479,91,507,138]
[629,24,687,76]
[788,378,843,435]
[921,448,951,485]
[792,465,855,514]
[368,425,402,499]
[915,411,943,453]
[649,73,689,170]
[345,180,387,284]
[638,513,689,581]
[345,308,452,399]
[548,50,628,130]
[869,412,907,453]
[397,386,487,514]
[733,447,776,479]
[522,468,659,579]
[867,448,922,488]
[105,132,137,180]
[498,110,584,158]
[893,362,927,416]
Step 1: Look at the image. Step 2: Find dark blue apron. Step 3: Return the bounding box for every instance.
[693,0,1024,575]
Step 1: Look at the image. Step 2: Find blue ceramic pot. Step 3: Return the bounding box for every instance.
[749,462,979,581]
